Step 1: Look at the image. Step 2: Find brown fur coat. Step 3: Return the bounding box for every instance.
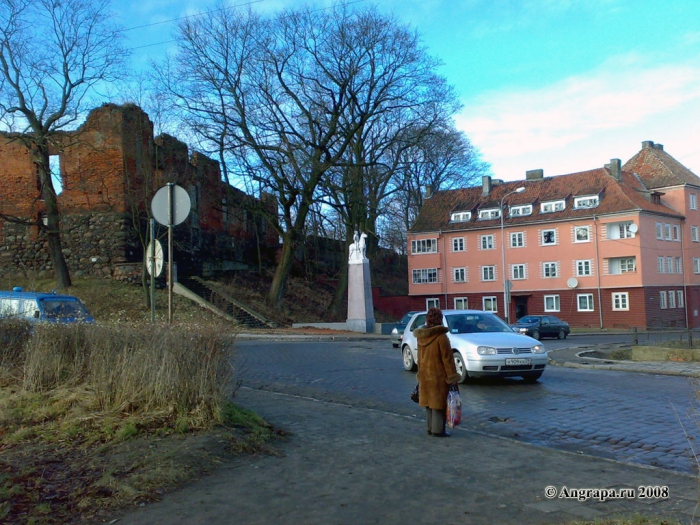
[413,325,461,410]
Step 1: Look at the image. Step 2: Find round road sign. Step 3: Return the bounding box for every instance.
[146,240,164,277]
[151,184,191,226]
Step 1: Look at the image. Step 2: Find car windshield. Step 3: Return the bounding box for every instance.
[446,313,513,334]
[517,316,540,324]
[399,312,414,324]
[40,299,90,320]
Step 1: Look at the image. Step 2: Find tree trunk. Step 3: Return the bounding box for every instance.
[268,237,296,308]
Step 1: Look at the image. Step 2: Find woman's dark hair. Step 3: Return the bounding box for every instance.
[426,307,443,327]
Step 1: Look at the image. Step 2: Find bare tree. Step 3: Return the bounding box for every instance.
[0,0,128,288]
[157,2,456,308]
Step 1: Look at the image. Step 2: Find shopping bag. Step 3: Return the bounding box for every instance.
[446,389,462,428]
[410,384,419,403]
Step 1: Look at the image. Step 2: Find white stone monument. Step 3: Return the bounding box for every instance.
[346,231,375,333]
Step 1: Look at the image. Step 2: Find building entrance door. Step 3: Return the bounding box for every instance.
[515,296,528,321]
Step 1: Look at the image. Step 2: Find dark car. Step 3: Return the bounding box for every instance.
[390,311,419,347]
[511,315,570,340]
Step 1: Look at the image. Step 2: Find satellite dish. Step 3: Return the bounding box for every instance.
[567,277,579,289]
[629,223,638,233]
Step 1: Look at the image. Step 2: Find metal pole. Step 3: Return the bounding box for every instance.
[150,219,156,322]
[500,203,507,323]
[168,182,173,325]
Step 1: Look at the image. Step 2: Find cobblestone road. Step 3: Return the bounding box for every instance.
[234,339,700,474]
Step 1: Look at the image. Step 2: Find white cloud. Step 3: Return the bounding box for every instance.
[457,55,700,179]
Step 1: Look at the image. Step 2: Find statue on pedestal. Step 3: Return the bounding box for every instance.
[348,231,367,263]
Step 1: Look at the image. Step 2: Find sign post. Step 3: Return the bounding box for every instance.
[151,183,191,325]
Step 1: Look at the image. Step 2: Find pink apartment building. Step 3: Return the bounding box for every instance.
[406,141,700,329]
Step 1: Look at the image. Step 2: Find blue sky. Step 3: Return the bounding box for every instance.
[118,0,700,182]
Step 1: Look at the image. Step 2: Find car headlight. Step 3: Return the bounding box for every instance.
[477,346,497,355]
[391,328,398,334]
[531,345,545,354]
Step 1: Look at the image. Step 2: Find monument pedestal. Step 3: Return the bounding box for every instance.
[346,259,375,333]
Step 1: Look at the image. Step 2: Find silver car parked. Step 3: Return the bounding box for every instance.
[401,309,548,383]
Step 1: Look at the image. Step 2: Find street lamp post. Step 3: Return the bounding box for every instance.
[500,187,525,324]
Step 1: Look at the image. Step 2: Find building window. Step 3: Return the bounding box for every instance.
[666,256,673,273]
[544,295,560,312]
[656,222,663,239]
[660,291,667,309]
[541,229,556,246]
[678,290,684,308]
[612,292,629,311]
[576,260,592,276]
[411,239,437,254]
[608,222,636,239]
[668,291,676,308]
[692,226,699,242]
[452,237,465,252]
[478,208,501,220]
[664,224,672,240]
[453,267,466,283]
[483,296,497,312]
[543,262,558,278]
[673,225,680,241]
[694,258,700,274]
[49,154,63,195]
[481,266,496,281]
[675,257,682,274]
[510,232,524,248]
[691,194,697,210]
[426,298,440,309]
[454,297,468,310]
[577,294,594,312]
[541,200,565,213]
[480,235,494,250]
[574,195,599,209]
[451,211,471,222]
[512,264,525,280]
[613,257,636,274]
[574,226,590,242]
[412,268,438,284]
[658,256,665,274]
[509,204,532,217]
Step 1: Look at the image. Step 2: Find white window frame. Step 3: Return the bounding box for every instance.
[658,256,665,274]
[411,238,437,254]
[664,224,672,241]
[573,195,600,209]
[412,268,438,284]
[482,296,497,312]
[619,222,635,239]
[480,235,494,250]
[577,294,594,312]
[668,291,676,308]
[694,258,700,274]
[541,229,557,246]
[512,264,525,280]
[666,256,673,273]
[510,232,524,248]
[478,208,501,220]
[691,193,697,210]
[656,222,663,239]
[452,237,465,252]
[612,292,629,311]
[426,298,440,310]
[454,297,468,310]
[509,204,532,217]
[675,257,682,274]
[453,267,466,283]
[619,257,636,273]
[541,200,566,213]
[576,259,592,277]
[450,211,471,222]
[481,265,496,282]
[543,262,558,278]
[678,290,684,308]
[660,291,667,309]
[544,295,560,312]
[692,226,700,242]
[574,226,590,243]
[673,225,680,241]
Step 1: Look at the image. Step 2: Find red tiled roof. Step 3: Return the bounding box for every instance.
[410,167,682,233]
[624,144,700,189]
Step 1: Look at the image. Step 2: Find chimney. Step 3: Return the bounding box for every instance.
[424,185,433,199]
[526,169,543,180]
[482,175,492,197]
[642,140,654,149]
[653,143,664,151]
[608,158,621,181]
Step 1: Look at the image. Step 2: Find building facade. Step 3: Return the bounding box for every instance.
[406,141,700,329]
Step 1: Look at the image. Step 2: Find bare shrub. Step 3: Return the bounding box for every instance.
[22,324,233,424]
[0,319,32,384]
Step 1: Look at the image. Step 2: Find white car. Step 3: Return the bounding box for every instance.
[401,310,548,383]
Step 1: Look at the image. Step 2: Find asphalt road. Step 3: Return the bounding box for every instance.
[235,335,700,474]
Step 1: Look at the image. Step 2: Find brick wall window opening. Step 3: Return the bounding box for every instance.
[677,290,684,308]
[694,258,700,274]
[660,291,667,309]
[452,237,465,252]
[664,224,672,240]
[574,226,590,242]
[658,256,665,274]
[483,296,497,312]
[576,259,592,277]
[510,232,524,248]
[454,297,468,309]
[577,294,594,312]
[49,154,63,195]
[512,264,525,280]
[668,291,676,309]
[481,235,494,250]
[673,225,680,241]
[412,268,438,284]
[656,222,662,239]
[411,238,437,254]
[541,229,556,246]
[612,292,629,311]
[543,262,558,278]
[481,266,496,281]
[692,226,699,242]
[691,194,698,210]
[544,295,560,312]
[453,267,466,283]
[426,298,440,309]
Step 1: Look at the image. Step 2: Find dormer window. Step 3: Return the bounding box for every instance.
[573,195,600,209]
[450,211,471,222]
[541,200,566,213]
[509,204,532,217]
[478,208,501,220]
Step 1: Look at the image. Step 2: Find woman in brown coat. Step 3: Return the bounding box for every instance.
[413,307,461,437]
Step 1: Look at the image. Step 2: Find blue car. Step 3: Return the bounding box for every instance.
[0,287,94,324]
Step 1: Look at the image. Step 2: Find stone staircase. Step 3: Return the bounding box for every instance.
[176,277,277,329]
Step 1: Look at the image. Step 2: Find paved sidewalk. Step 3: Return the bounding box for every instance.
[116,385,700,525]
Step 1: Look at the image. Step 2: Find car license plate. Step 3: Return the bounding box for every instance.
[505,358,531,366]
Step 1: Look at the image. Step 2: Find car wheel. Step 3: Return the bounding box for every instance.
[402,345,417,372]
[557,329,566,340]
[522,372,543,383]
[453,352,468,383]
[532,329,540,340]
